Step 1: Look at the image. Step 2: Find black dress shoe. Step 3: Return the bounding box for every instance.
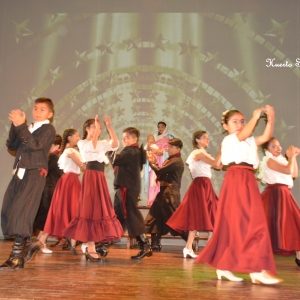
[66,238,78,255]
[85,248,102,262]
[50,238,66,248]
[24,241,42,264]
[0,256,24,269]
[95,244,108,257]
[295,257,300,267]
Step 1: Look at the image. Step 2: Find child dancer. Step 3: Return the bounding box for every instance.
[167,130,221,258]
[258,138,300,266]
[0,98,55,269]
[38,129,84,255]
[64,115,123,262]
[196,105,281,285]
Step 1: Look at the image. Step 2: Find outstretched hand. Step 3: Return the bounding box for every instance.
[9,109,26,126]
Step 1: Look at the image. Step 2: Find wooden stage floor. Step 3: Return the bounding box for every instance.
[0,240,299,299]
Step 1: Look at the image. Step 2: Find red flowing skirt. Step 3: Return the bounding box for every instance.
[262,184,300,255]
[63,170,124,243]
[196,166,277,275]
[44,172,80,237]
[166,177,218,232]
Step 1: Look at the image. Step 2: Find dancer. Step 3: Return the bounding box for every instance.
[38,129,84,255]
[145,138,187,252]
[33,134,63,238]
[167,130,221,258]
[196,106,281,285]
[64,115,123,262]
[144,134,163,206]
[258,138,300,266]
[111,127,152,259]
[0,98,55,269]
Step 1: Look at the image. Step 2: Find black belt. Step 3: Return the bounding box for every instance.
[228,162,253,168]
[160,181,179,188]
[86,161,104,172]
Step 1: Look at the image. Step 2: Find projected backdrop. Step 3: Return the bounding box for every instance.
[0,0,299,237]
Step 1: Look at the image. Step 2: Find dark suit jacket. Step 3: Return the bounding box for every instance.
[6,123,56,170]
[110,145,146,191]
[149,156,184,188]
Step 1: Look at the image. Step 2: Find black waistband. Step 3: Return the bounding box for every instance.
[228,162,253,168]
[86,161,104,172]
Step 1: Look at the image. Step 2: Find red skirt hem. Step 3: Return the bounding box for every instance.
[167,177,218,232]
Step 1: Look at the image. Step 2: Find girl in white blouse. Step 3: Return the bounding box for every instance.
[258,137,300,266]
[63,115,123,262]
[167,130,221,258]
[196,106,281,285]
[38,129,84,254]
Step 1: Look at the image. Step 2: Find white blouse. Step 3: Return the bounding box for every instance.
[78,139,118,164]
[186,149,213,179]
[257,151,293,188]
[221,133,259,169]
[58,148,81,174]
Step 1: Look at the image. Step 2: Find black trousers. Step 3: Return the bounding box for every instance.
[1,169,46,237]
[114,188,146,237]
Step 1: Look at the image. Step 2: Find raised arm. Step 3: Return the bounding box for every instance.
[236,107,265,142]
[193,150,222,169]
[266,145,298,176]
[254,105,275,146]
[92,115,101,149]
[103,115,118,148]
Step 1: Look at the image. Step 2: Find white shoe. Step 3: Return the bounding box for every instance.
[41,244,52,254]
[81,243,88,253]
[250,271,282,285]
[183,247,197,258]
[216,270,243,282]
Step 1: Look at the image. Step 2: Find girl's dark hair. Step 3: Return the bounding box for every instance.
[123,127,140,140]
[221,110,241,125]
[61,129,77,153]
[54,134,62,147]
[192,130,206,148]
[261,137,276,151]
[82,118,95,139]
[157,121,166,127]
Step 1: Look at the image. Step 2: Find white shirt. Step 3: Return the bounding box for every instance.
[186,149,213,179]
[257,151,293,188]
[28,120,50,133]
[58,148,81,174]
[221,133,259,169]
[78,139,119,164]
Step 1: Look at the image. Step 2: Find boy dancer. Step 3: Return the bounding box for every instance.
[0,98,55,269]
[145,138,186,251]
[110,127,152,259]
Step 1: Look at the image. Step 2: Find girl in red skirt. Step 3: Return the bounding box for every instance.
[196,105,281,284]
[64,115,123,262]
[258,138,300,266]
[167,130,221,258]
[39,128,84,254]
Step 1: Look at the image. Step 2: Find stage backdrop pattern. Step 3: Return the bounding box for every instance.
[0,0,299,237]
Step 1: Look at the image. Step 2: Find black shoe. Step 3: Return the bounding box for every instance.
[131,234,153,260]
[66,238,77,255]
[85,248,102,262]
[95,243,108,257]
[151,234,161,252]
[0,236,25,269]
[24,241,42,264]
[296,257,300,267]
